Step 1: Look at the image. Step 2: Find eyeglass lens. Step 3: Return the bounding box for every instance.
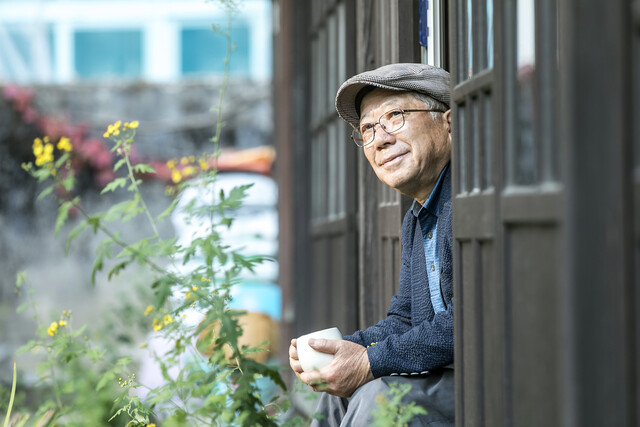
[355,109,405,146]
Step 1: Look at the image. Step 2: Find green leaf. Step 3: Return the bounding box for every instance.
[36,185,54,201]
[15,271,26,287]
[126,179,142,192]
[55,199,74,236]
[103,199,135,222]
[86,348,105,362]
[157,199,178,223]
[91,251,104,286]
[15,340,38,355]
[152,276,174,308]
[88,216,101,233]
[61,174,75,192]
[132,163,156,174]
[65,221,87,254]
[113,158,127,172]
[108,261,129,280]
[100,177,127,194]
[96,370,115,392]
[116,357,132,367]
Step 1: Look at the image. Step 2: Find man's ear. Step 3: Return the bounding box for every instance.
[443,109,452,133]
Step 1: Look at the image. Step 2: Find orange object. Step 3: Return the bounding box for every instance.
[197,311,279,364]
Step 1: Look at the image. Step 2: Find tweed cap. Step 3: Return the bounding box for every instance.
[335,63,451,129]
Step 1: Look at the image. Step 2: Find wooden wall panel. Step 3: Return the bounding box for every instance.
[459,240,483,426]
[507,225,560,426]
[480,240,502,426]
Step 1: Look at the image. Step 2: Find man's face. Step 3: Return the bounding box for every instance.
[359,88,451,204]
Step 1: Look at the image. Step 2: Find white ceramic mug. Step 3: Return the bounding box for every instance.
[296,327,342,372]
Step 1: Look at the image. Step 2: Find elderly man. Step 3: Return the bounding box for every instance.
[289,63,455,426]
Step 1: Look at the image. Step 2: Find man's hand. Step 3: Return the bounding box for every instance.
[289,338,374,398]
[288,338,305,381]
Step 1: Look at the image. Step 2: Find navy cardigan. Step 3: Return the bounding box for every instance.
[344,166,454,377]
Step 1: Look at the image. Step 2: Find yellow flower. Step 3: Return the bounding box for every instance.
[185,292,192,299]
[200,277,209,282]
[147,424,156,427]
[58,319,67,326]
[47,322,59,337]
[124,121,139,129]
[163,315,174,325]
[144,305,154,316]
[180,157,189,165]
[192,285,198,291]
[57,136,72,152]
[188,155,195,163]
[35,146,54,166]
[183,166,197,177]
[152,318,163,332]
[171,169,182,184]
[104,121,122,138]
[199,159,210,171]
[33,138,43,156]
[166,159,176,169]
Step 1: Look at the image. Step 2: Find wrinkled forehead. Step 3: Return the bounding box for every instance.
[358,89,422,121]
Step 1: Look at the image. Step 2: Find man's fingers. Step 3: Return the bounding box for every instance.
[288,343,299,359]
[289,358,303,372]
[308,338,340,354]
[299,370,321,385]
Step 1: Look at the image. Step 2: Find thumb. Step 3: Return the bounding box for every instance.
[308,338,340,354]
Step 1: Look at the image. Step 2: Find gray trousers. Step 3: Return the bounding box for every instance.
[310,368,454,427]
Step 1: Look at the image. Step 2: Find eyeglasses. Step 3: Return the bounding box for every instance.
[350,108,444,147]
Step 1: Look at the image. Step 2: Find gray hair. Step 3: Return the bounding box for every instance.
[409,92,449,120]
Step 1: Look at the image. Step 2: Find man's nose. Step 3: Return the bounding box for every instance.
[372,124,395,147]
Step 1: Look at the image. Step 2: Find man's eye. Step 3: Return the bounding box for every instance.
[387,110,403,118]
[360,124,374,133]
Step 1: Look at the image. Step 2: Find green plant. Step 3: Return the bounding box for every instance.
[14,2,300,425]
[371,382,427,427]
[19,104,288,427]
[2,361,16,427]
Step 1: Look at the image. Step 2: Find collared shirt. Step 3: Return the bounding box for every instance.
[411,163,450,314]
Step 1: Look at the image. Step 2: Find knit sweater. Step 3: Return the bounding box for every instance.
[344,166,454,377]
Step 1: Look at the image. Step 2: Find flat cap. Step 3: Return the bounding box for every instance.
[335,63,451,129]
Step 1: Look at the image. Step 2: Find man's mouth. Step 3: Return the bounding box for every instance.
[380,152,406,166]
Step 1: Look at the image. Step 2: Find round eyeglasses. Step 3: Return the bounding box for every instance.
[350,108,444,147]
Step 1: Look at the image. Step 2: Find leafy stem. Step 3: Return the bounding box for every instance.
[123,143,161,240]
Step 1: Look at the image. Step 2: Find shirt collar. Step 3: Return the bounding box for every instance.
[411,163,450,218]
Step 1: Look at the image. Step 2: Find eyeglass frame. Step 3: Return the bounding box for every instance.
[350,108,445,147]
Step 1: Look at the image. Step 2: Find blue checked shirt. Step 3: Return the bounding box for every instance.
[411,164,450,314]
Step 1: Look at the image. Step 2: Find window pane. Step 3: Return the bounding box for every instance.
[181,23,250,76]
[467,0,473,78]
[337,123,346,216]
[487,0,494,68]
[514,0,537,185]
[0,25,55,82]
[457,104,467,193]
[74,30,142,79]
[483,92,493,189]
[472,97,480,191]
[328,123,337,218]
